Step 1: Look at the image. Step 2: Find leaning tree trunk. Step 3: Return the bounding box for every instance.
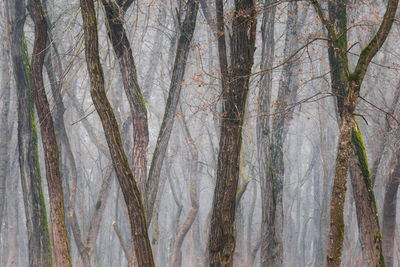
[8,0,53,266]
[79,0,154,265]
[310,0,399,265]
[101,0,149,208]
[28,0,72,265]
[208,1,257,266]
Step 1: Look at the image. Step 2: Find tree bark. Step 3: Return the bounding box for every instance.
[257,2,275,266]
[208,1,257,266]
[28,0,72,265]
[8,1,53,265]
[147,0,199,223]
[0,0,11,230]
[317,97,331,267]
[260,2,300,266]
[101,0,149,209]
[349,124,384,266]
[169,110,200,267]
[382,147,400,267]
[79,0,154,265]
[310,0,399,265]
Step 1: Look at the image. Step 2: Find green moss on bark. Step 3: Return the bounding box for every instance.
[23,33,54,265]
[351,121,379,219]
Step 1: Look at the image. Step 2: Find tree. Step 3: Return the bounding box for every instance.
[258,2,302,265]
[0,0,11,231]
[101,0,149,208]
[310,0,399,266]
[382,144,400,267]
[79,0,154,265]
[8,0,53,265]
[147,0,200,223]
[208,0,257,266]
[28,0,72,265]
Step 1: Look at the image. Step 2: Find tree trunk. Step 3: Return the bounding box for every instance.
[101,0,149,209]
[0,0,11,230]
[169,111,200,267]
[260,2,300,266]
[147,0,199,223]
[8,1,53,265]
[79,0,154,265]
[327,108,355,267]
[382,148,400,267]
[28,0,72,265]
[310,0,399,265]
[349,124,384,266]
[208,1,257,266]
[257,1,275,265]
[5,174,18,267]
[317,97,331,267]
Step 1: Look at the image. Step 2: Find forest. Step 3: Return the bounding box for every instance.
[0,0,400,266]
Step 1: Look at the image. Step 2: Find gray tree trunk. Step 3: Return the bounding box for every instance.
[8,1,53,265]
[260,2,300,266]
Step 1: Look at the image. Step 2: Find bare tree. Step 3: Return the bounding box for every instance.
[28,0,72,265]
[79,0,154,265]
[8,0,53,265]
[310,0,399,266]
[208,0,257,266]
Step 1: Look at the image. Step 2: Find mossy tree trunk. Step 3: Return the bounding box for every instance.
[310,0,399,266]
[208,0,257,266]
[101,0,149,210]
[28,0,72,266]
[8,0,53,266]
[79,0,154,265]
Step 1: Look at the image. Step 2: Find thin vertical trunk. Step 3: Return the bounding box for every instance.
[0,0,11,229]
[257,1,275,265]
[79,0,154,265]
[5,175,18,267]
[147,0,199,223]
[382,148,400,267]
[141,6,167,101]
[8,0,53,265]
[317,98,331,267]
[169,112,200,267]
[208,1,257,266]
[246,181,257,266]
[261,2,300,266]
[28,0,72,265]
